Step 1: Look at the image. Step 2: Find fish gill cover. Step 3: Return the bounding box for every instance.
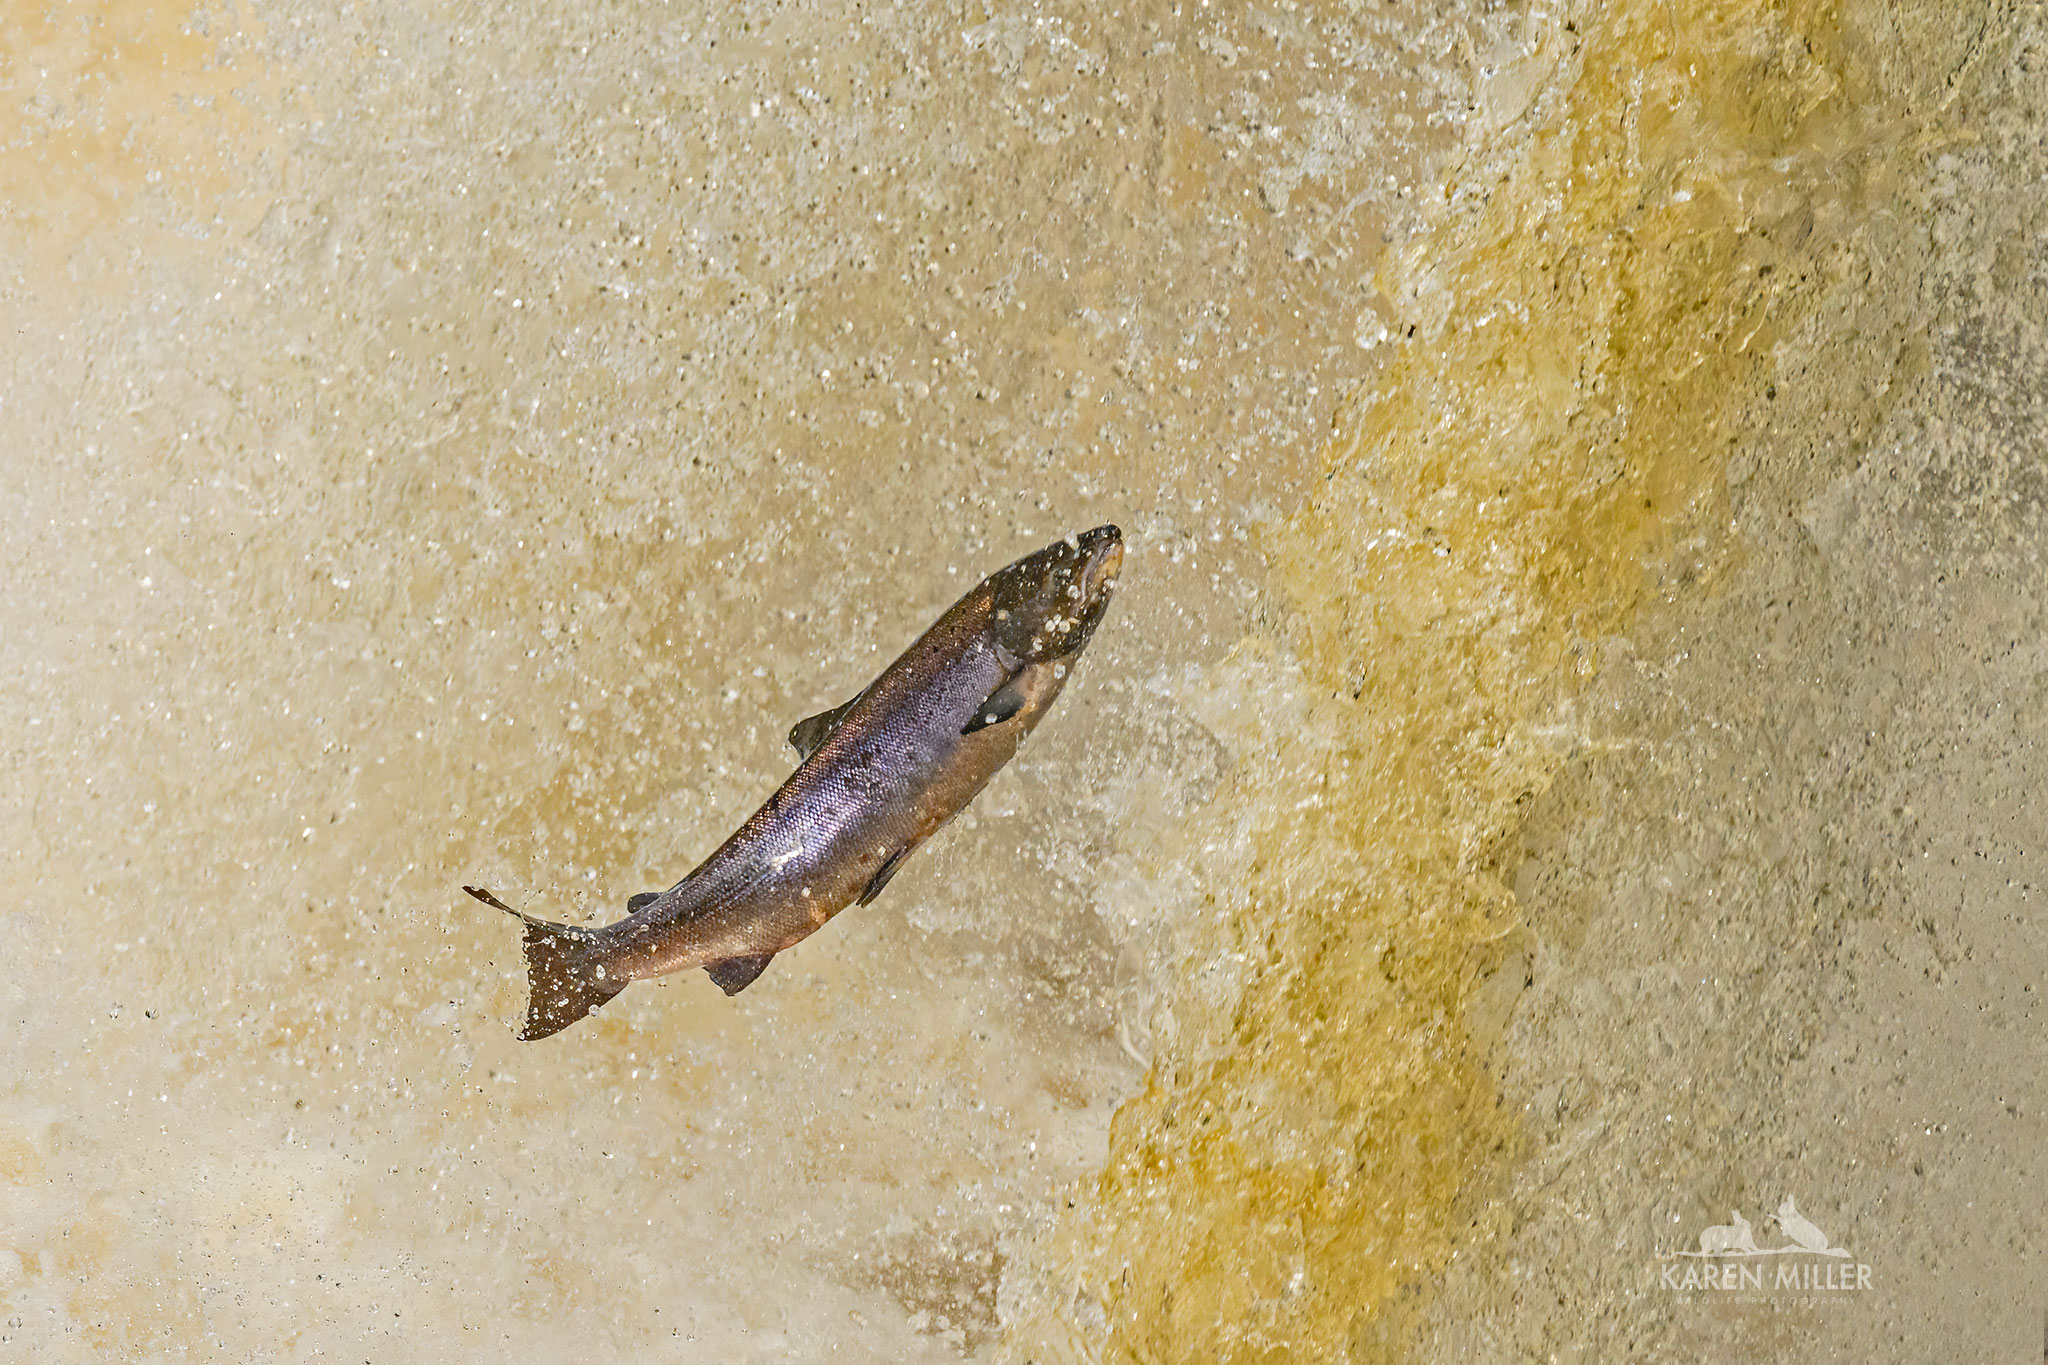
[1004,1,1930,1359]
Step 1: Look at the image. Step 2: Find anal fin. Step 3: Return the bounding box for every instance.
[706,953,774,996]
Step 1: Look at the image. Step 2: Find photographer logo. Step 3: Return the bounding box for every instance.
[1658,1196,1872,1294]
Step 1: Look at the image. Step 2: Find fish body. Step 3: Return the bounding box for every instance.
[467,525,1123,1039]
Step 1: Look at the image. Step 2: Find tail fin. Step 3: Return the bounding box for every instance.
[464,885,629,1040]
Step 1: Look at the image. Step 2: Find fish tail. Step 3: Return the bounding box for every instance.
[513,917,628,1040]
[464,885,628,1040]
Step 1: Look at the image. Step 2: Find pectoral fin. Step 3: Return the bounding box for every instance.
[962,673,1028,735]
[706,953,773,996]
[859,846,910,906]
[789,689,867,762]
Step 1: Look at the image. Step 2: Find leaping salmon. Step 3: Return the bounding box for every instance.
[466,524,1124,1039]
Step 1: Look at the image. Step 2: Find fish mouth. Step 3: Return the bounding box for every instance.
[988,524,1126,660]
[1077,524,1124,600]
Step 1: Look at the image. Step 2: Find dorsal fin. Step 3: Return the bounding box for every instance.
[788,687,867,762]
[625,891,661,913]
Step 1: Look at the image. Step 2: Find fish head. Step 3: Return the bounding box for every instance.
[988,524,1124,663]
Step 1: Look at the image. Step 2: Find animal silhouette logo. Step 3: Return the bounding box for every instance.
[1666,1194,1851,1259]
[1769,1196,1847,1256]
[1694,1210,1759,1256]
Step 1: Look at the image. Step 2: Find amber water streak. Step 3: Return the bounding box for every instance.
[1032,1,1924,1359]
